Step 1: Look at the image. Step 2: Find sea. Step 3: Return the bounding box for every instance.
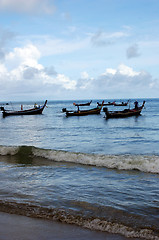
[0,98,159,240]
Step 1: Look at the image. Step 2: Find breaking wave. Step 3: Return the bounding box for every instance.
[0,200,158,240]
[0,145,159,174]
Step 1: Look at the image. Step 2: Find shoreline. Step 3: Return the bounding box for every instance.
[0,211,135,240]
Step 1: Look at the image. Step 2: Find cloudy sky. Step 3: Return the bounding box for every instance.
[0,0,159,101]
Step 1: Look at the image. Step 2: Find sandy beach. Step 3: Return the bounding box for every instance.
[0,212,132,240]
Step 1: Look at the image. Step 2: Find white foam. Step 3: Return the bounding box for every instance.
[1,199,158,240]
[32,148,159,174]
[0,146,19,155]
[0,145,158,174]
[83,219,159,240]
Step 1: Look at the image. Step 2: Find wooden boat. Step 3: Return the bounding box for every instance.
[1,100,47,117]
[97,101,115,106]
[113,100,129,106]
[73,100,92,107]
[97,101,129,106]
[62,101,104,116]
[103,101,145,119]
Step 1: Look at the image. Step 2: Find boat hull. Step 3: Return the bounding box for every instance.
[113,103,128,106]
[97,102,114,106]
[104,109,142,118]
[66,108,101,116]
[74,100,92,107]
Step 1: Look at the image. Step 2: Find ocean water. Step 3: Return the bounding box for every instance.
[0,99,159,239]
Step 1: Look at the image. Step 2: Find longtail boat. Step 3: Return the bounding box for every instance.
[1,100,47,117]
[113,100,129,106]
[97,101,115,106]
[62,101,104,117]
[103,101,145,119]
[97,100,129,106]
[73,100,92,107]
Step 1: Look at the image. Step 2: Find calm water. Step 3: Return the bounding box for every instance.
[0,99,159,239]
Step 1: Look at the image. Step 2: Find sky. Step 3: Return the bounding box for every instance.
[0,0,159,101]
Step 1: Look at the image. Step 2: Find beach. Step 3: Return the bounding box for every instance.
[0,212,131,240]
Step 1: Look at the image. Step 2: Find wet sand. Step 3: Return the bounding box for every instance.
[0,212,132,240]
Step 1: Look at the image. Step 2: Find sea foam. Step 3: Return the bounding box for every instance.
[0,145,159,174]
[0,200,158,240]
[32,147,159,173]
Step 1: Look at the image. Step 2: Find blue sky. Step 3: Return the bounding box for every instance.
[0,0,159,101]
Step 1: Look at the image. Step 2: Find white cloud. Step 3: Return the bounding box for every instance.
[76,71,93,89]
[44,73,76,90]
[90,30,129,46]
[0,63,7,74]
[81,71,89,79]
[117,64,140,77]
[98,65,157,97]
[36,36,90,56]
[0,0,56,14]
[76,64,159,99]
[0,44,77,100]
[102,64,140,77]
[0,41,159,100]
[56,74,76,90]
[5,44,41,70]
[30,29,129,58]
[103,68,116,75]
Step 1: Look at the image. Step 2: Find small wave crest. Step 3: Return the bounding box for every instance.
[0,145,18,155]
[0,145,159,173]
[33,147,159,174]
[0,200,158,240]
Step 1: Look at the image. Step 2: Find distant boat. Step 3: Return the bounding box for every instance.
[1,100,47,117]
[73,100,92,107]
[97,100,129,106]
[62,101,104,117]
[103,101,145,119]
[97,101,115,106]
[113,100,129,106]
